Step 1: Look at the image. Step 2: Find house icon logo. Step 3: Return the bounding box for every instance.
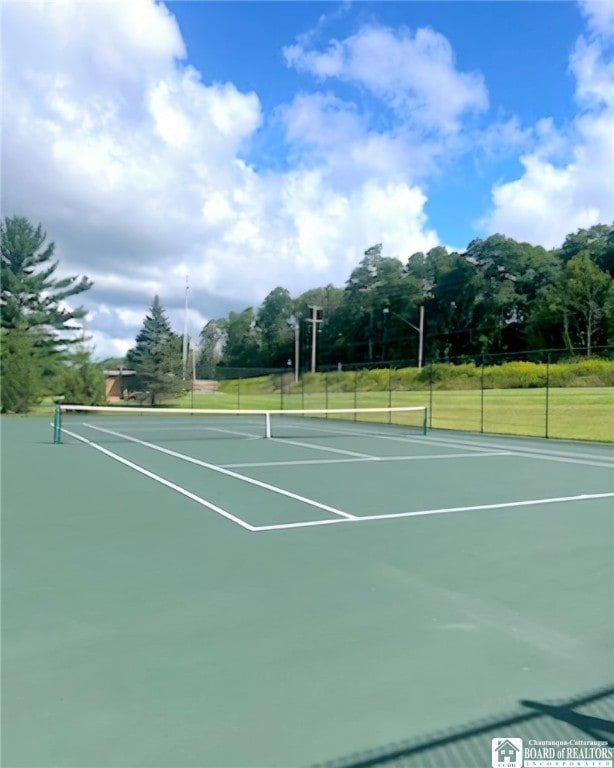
[492,737,523,768]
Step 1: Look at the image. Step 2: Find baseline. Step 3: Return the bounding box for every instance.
[252,492,614,532]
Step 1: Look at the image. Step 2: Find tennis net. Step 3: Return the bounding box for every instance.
[53,404,428,445]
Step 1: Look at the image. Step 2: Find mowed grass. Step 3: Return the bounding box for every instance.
[173,387,613,442]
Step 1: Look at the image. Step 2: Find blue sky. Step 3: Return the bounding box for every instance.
[2,1,613,357]
[169,1,584,246]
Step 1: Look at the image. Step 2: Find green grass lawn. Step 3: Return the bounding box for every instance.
[30,387,612,442]
[170,386,613,442]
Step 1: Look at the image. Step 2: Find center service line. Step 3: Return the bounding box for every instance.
[82,422,357,520]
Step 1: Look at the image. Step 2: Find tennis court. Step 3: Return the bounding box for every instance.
[2,409,613,767]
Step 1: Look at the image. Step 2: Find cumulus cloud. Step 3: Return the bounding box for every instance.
[578,0,614,38]
[480,5,614,248]
[5,0,611,365]
[283,24,488,134]
[2,2,444,357]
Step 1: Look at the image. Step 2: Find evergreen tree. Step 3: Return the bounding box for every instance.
[0,323,44,412]
[125,296,186,406]
[1,216,92,339]
[0,216,94,412]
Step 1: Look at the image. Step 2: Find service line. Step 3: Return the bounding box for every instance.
[222,450,510,469]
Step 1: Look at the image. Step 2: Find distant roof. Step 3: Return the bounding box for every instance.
[103,369,136,376]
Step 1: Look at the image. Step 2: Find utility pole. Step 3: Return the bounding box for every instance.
[383,305,425,369]
[306,305,322,373]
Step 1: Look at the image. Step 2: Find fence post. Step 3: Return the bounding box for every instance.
[354,370,358,419]
[237,375,241,409]
[480,356,485,433]
[280,372,284,410]
[325,370,329,414]
[388,364,392,422]
[429,360,434,430]
[545,353,550,438]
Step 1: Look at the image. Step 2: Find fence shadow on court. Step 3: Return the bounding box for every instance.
[311,685,614,768]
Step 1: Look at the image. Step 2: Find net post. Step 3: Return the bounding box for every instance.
[265,412,272,439]
[53,404,62,444]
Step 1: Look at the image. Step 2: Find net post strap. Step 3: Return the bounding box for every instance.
[53,405,62,444]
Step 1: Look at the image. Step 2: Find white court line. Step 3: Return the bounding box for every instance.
[199,426,261,440]
[276,419,614,468]
[271,437,378,459]
[59,426,257,531]
[279,419,429,446]
[423,434,614,469]
[81,422,357,520]
[222,451,511,469]
[252,492,614,532]
[91,422,263,440]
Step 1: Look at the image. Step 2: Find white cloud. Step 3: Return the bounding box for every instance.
[570,36,614,107]
[578,0,614,38]
[2,2,444,358]
[284,24,488,134]
[282,91,438,184]
[480,8,614,249]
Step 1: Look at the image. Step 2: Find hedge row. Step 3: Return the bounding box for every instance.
[217,358,614,394]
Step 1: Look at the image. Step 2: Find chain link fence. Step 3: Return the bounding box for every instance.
[212,347,613,442]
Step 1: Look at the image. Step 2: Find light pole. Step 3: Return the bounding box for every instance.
[383,306,425,369]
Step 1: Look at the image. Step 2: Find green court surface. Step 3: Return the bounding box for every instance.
[1,413,613,767]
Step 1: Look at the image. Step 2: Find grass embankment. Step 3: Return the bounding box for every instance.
[174,358,614,442]
[27,359,613,442]
[173,387,612,442]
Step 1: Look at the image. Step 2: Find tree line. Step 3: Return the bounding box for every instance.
[2,215,612,412]
[197,226,613,376]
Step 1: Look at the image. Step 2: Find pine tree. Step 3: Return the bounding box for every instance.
[0,216,94,412]
[1,216,92,338]
[126,296,186,406]
[0,323,44,412]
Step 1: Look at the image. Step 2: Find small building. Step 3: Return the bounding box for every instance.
[104,369,136,401]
